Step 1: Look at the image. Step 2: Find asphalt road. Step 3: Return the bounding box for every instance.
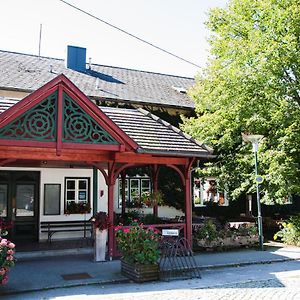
[2,259,300,300]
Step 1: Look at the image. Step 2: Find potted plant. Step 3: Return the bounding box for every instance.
[141,190,165,208]
[64,202,91,214]
[90,211,111,262]
[115,222,161,282]
[0,218,16,285]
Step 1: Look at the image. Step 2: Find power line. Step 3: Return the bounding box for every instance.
[58,0,201,68]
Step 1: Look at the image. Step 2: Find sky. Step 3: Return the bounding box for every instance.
[0,0,227,78]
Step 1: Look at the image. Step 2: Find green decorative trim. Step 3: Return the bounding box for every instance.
[62,92,118,144]
[0,92,57,141]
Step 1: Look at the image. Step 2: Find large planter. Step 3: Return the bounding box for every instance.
[121,259,159,283]
[94,228,107,262]
[196,235,259,250]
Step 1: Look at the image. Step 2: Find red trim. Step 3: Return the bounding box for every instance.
[62,143,121,151]
[0,74,137,151]
[91,163,109,185]
[0,139,56,148]
[113,163,136,181]
[0,139,121,152]
[56,84,63,156]
[0,86,57,128]
[185,174,192,247]
[166,164,185,185]
[115,153,187,165]
[0,158,16,166]
[107,161,116,260]
[152,165,160,216]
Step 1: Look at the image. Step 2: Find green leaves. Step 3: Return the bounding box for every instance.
[115,224,160,265]
[183,0,300,203]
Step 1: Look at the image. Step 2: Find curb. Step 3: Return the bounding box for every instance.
[1,256,300,296]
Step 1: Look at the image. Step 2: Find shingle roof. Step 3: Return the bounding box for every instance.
[0,98,212,158]
[101,106,212,157]
[0,50,195,109]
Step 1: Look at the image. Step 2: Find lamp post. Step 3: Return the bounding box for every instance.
[242,133,264,251]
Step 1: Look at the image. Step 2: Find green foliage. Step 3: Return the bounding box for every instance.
[182,0,300,203]
[274,214,300,246]
[141,214,164,225]
[158,166,184,210]
[115,210,140,226]
[115,223,161,265]
[194,219,218,242]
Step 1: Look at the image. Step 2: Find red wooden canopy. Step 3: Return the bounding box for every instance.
[0,74,212,258]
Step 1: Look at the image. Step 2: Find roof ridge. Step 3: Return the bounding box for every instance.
[0,49,64,62]
[0,49,194,80]
[137,108,213,153]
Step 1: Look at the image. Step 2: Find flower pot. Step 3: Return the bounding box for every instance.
[121,259,159,283]
[94,228,107,262]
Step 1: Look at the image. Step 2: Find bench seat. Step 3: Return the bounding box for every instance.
[41,221,93,243]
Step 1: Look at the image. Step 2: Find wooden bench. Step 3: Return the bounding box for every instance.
[41,221,93,243]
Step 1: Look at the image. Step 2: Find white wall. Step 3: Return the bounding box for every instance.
[1,166,108,241]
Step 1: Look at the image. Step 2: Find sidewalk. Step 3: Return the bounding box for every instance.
[1,243,300,296]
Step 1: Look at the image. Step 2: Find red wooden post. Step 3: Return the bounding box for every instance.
[152,165,159,216]
[184,175,192,248]
[121,171,126,217]
[107,162,115,260]
[184,158,194,248]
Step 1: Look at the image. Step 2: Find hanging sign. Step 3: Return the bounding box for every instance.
[162,229,179,236]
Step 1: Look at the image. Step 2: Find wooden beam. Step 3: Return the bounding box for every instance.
[0,147,111,162]
[114,152,187,165]
[0,158,16,166]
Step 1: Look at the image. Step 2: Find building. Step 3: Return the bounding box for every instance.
[0,47,213,257]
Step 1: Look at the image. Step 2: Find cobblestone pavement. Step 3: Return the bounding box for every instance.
[2,260,300,300]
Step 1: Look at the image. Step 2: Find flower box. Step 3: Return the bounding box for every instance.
[196,235,258,250]
[121,259,159,283]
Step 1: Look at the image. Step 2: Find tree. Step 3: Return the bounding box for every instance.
[182,0,300,204]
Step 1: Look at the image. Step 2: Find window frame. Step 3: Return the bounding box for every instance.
[118,176,152,208]
[64,177,90,212]
[0,183,8,217]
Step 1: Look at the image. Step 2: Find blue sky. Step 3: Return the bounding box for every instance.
[0,0,227,77]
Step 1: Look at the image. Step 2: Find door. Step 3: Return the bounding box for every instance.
[0,171,40,241]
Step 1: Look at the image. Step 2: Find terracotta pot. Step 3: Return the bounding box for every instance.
[121,259,159,283]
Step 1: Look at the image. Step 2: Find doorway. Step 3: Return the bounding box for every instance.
[0,171,40,242]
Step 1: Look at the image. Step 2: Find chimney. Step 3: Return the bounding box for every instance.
[67,45,86,72]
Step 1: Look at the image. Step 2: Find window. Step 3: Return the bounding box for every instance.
[118,176,151,208]
[193,178,228,207]
[65,178,90,213]
[44,184,61,215]
[0,184,8,217]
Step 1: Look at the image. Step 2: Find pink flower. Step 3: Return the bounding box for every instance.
[114,225,121,231]
[1,275,9,285]
[0,268,6,276]
[7,249,14,255]
[6,255,14,261]
[7,242,15,249]
[0,239,7,246]
[123,228,130,234]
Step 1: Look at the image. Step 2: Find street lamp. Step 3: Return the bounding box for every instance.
[242,133,264,251]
